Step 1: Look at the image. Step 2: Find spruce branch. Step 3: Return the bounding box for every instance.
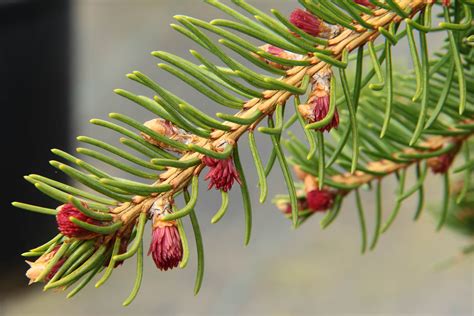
[118,0,432,226]
[12,0,474,305]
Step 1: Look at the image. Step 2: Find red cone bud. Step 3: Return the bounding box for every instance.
[354,0,372,7]
[314,95,340,132]
[56,204,100,239]
[148,220,183,271]
[289,9,322,37]
[306,189,334,212]
[202,156,241,192]
[298,70,339,132]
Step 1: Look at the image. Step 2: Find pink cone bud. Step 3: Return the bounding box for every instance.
[56,204,100,239]
[202,156,241,192]
[148,220,183,271]
[354,0,372,6]
[298,70,339,132]
[313,95,339,132]
[442,0,451,6]
[289,9,322,37]
[306,189,334,212]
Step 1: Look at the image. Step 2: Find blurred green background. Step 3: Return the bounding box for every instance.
[1,0,472,315]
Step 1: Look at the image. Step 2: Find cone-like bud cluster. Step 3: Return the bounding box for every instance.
[276,189,335,215]
[148,199,183,271]
[56,203,99,239]
[354,0,373,7]
[298,69,339,132]
[275,166,338,217]
[306,189,335,212]
[202,155,241,192]
[290,8,322,37]
[202,140,241,192]
[289,8,342,39]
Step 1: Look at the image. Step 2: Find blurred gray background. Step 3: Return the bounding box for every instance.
[1,0,473,315]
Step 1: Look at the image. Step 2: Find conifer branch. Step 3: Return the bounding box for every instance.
[114,0,431,230]
[13,0,474,305]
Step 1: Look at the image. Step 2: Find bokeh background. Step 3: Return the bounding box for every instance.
[0,0,472,315]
